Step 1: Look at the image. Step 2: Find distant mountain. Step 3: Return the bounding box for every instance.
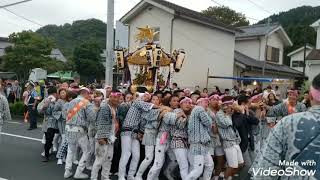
[36,19,106,58]
[258,6,320,65]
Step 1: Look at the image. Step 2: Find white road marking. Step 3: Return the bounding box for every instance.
[0,132,42,142]
[4,121,42,127]
[0,177,8,180]
[5,121,23,125]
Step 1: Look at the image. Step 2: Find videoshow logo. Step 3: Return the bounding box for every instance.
[252,167,316,177]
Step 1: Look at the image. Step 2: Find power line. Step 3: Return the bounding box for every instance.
[209,0,222,6]
[0,0,32,8]
[2,7,42,26]
[209,0,259,21]
[246,0,273,14]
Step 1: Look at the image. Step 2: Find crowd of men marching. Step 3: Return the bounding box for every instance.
[1,72,320,180]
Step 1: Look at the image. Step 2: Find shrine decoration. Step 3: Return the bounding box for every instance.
[114,26,186,93]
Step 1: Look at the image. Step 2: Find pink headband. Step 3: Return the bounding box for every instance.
[250,93,263,102]
[184,89,191,93]
[222,99,234,105]
[208,94,220,101]
[196,98,209,104]
[110,92,122,97]
[180,97,192,104]
[310,86,320,102]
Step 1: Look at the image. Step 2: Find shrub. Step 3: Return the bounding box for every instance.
[9,102,25,116]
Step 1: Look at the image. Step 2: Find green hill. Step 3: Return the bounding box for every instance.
[258,6,320,65]
[36,18,106,58]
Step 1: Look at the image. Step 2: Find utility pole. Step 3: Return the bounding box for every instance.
[105,0,114,87]
[262,18,271,77]
[0,0,32,8]
[303,29,307,77]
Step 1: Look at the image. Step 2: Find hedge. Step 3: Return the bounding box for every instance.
[9,102,25,116]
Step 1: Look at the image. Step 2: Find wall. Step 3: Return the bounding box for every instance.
[267,32,284,64]
[172,18,235,90]
[235,31,285,65]
[128,6,173,52]
[289,49,312,72]
[235,39,261,60]
[306,60,320,81]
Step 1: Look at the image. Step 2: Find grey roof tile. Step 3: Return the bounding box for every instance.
[150,0,239,32]
[236,23,279,38]
[234,51,303,77]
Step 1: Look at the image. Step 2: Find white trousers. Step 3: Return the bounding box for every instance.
[136,145,155,178]
[91,142,114,180]
[0,125,2,143]
[65,134,90,172]
[173,148,189,180]
[53,133,60,151]
[186,153,214,180]
[87,135,96,166]
[147,138,171,180]
[118,135,140,179]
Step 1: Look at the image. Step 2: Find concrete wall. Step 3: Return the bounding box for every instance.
[127,6,235,90]
[235,39,261,60]
[267,32,284,64]
[235,31,285,64]
[289,49,312,72]
[172,18,235,89]
[128,6,173,52]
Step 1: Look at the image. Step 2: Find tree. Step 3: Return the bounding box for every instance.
[202,6,250,27]
[37,19,107,58]
[3,31,67,81]
[73,41,105,83]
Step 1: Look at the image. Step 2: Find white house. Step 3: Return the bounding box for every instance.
[49,48,67,62]
[234,23,303,79]
[288,45,313,72]
[0,37,11,57]
[119,0,237,89]
[302,19,320,82]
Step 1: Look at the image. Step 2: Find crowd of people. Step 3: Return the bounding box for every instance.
[0,79,22,104]
[0,72,319,180]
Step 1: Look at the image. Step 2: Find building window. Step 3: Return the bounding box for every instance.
[140,27,160,45]
[292,61,304,68]
[266,46,280,63]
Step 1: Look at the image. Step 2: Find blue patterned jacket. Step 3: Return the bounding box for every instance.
[251,105,320,180]
[121,100,153,136]
[188,106,212,145]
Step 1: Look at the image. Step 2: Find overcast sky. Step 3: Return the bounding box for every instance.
[0,0,318,37]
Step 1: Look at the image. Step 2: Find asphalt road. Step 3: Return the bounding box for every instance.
[0,120,68,180]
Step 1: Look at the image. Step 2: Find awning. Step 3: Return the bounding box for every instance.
[47,71,62,79]
[47,71,79,80]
